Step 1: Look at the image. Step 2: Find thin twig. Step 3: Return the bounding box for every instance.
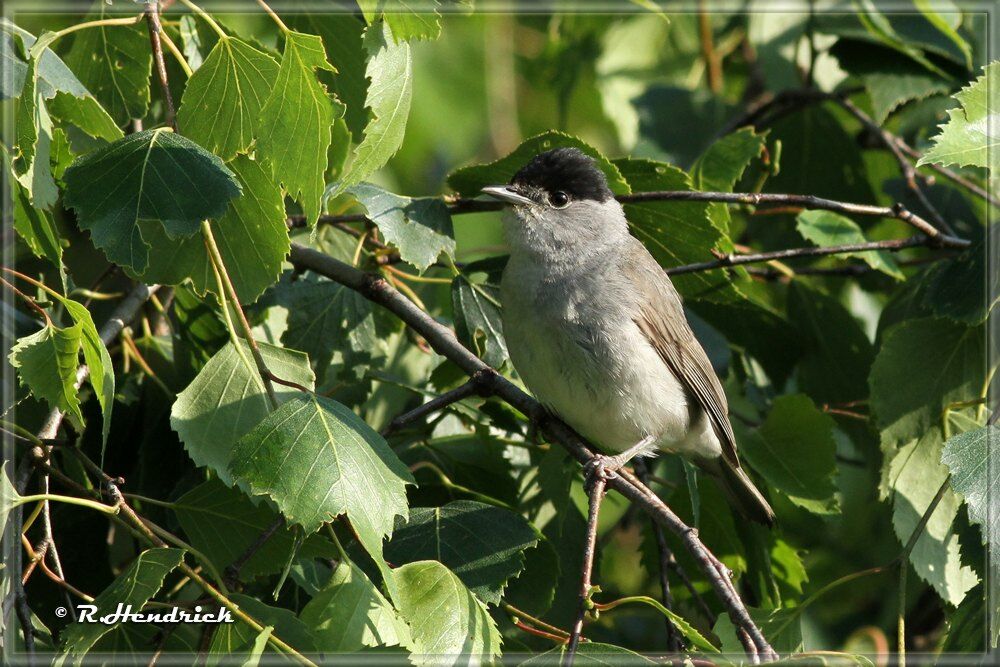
[14,582,35,659]
[633,459,682,651]
[668,236,935,275]
[202,221,279,408]
[288,244,777,661]
[224,515,285,587]
[381,369,497,436]
[566,476,606,664]
[308,190,967,251]
[833,96,953,235]
[697,0,722,94]
[144,1,176,129]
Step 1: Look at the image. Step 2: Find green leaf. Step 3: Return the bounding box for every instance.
[62,128,242,273]
[178,15,205,71]
[54,294,116,451]
[176,36,279,161]
[740,394,840,515]
[347,183,456,271]
[0,23,29,99]
[300,556,413,652]
[384,500,539,605]
[3,144,62,271]
[0,466,23,537]
[170,340,315,486]
[920,62,999,173]
[390,560,502,663]
[885,427,978,605]
[9,324,85,427]
[787,282,875,403]
[796,210,904,279]
[257,30,342,225]
[330,21,412,198]
[64,3,151,126]
[357,0,442,42]
[452,272,507,369]
[764,106,876,203]
[287,14,369,141]
[14,56,58,210]
[229,393,414,557]
[447,131,629,198]
[207,593,316,664]
[613,157,730,299]
[870,318,986,447]
[277,274,382,381]
[56,548,184,664]
[920,242,997,325]
[125,156,289,303]
[690,127,766,232]
[1,22,121,140]
[522,642,653,665]
[942,426,999,558]
[912,0,973,69]
[848,1,954,78]
[173,479,338,579]
[829,39,953,124]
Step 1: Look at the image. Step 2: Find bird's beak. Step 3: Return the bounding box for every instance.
[482,185,534,206]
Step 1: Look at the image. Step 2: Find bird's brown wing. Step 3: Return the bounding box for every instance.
[622,241,740,468]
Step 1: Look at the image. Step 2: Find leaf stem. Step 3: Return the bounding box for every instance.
[325,524,349,562]
[0,277,51,326]
[16,494,118,516]
[202,221,279,409]
[384,265,454,285]
[255,0,290,33]
[158,28,193,78]
[177,0,226,39]
[41,14,143,50]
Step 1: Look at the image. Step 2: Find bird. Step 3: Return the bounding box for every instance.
[482,147,775,525]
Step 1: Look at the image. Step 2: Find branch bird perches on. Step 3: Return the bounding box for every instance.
[288,242,780,661]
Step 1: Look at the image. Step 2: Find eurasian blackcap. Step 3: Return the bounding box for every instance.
[483,147,775,525]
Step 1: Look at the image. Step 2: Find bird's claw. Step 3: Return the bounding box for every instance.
[583,456,620,494]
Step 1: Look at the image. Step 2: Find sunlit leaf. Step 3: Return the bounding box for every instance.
[390,560,502,663]
[177,36,279,161]
[229,393,414,558]
[257,31,343,225]
[919,62,999,173]
[170,340,315,486]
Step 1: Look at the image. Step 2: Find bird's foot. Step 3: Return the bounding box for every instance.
[583,455,622,495]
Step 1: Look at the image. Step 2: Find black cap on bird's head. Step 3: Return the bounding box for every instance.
[482,147,614,208]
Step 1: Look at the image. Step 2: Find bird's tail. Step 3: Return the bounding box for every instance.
[699,457,775,526]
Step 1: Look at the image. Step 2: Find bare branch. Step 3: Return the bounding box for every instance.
[566,477,606,664]
[633,458,682,651]
[305,189,968,255]
[144,2,175,129]
[382,369,497,437]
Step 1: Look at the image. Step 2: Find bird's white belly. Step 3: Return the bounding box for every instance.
[503,307,701,456]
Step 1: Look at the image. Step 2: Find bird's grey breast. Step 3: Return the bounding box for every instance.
[499,250,692,452]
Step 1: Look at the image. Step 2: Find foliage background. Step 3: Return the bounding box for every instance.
[0,0,996,664]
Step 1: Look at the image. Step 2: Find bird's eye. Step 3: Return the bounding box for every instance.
[549,191,570,208]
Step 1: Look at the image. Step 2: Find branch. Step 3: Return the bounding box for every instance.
[288,243,777,660]
[724,87,999,212]
[306,189,968,256]
[667,236,935,275]
[144,1,175,130]
[633,459,683,651]
[566,476,606,664]
[381,369,496,437]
